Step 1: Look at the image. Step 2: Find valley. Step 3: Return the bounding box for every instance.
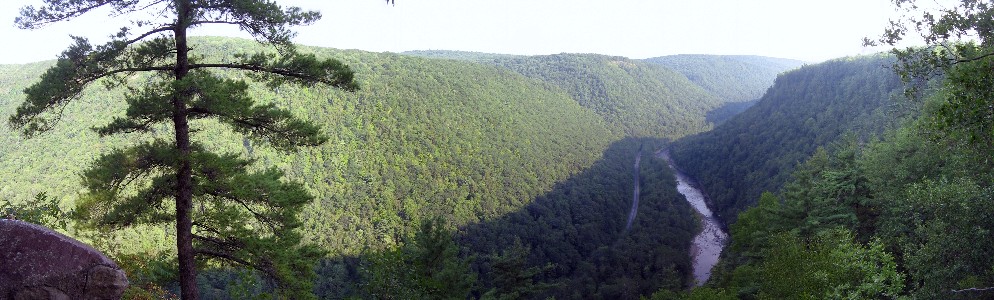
[3,15,993,298]
[661,151,727,286]
[0,37,796,299]
[3,1,993,299]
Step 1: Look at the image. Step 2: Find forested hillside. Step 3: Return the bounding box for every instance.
[645,55,805,103]
[460,137,697,299]
[1,37,712,298]
[670,53,994,300]
[648,2,994,298]
[404,51,804,134]
[668,55,908,222]
[488,54,721,137]
[401,50,521,63]
[0,36,622,249]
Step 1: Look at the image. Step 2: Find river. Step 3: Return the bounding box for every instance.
[660,151,728,286]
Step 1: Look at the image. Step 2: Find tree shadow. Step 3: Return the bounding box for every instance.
[457,136,698,299]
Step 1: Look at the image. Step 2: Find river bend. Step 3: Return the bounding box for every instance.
[661,151,727,286]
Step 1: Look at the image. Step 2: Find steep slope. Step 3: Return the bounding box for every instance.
[694,56,994,300]
[669,55,908,221]
[0,37,715,298]
[0,37,619,255]
[460,137,697,298]
[645,55,805,103]
[404,51,772,138]
[492,54,722,138]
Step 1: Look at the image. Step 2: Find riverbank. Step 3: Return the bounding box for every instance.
[659,150,728,286]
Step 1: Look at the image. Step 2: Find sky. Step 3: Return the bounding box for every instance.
[0,0,925,64]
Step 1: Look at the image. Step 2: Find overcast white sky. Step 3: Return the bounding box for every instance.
[0,0,925,64]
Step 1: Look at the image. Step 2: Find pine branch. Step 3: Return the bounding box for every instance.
[201,190,280,232]
[16,0,118,29]
[195,249,259,271]
[189,61,356,90]
[91,66,176,80]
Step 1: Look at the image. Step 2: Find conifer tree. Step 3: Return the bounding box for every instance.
[10,1,357,299]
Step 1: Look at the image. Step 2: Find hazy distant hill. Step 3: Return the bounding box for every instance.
[645,54,805,103]
[669,55,907,221]
[491,54,722,137]
[402,51,805,134]
[401,49,522,63]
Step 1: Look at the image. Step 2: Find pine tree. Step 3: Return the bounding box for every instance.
[364,218,476,299]
[10,1,357,299]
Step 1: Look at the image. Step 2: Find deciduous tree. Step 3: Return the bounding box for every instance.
[865,0,994,80]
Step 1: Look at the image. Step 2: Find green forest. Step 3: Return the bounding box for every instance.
[669,55,908,222]
[4,0,993,299]
[644,55,804,104]
[662,54,994,298]
[656,1,994,298]
[0,34,796,299]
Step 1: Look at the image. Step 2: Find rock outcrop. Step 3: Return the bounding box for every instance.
[0,219,128,300]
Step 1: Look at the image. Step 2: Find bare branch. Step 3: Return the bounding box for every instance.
[122,26,175,46]
[189,62,310,79]
[92,65,175,79]
[190,20,243,27]
[953,50,994,64]
[201,190,279,233]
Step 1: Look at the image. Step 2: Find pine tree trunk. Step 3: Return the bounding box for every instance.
[173,1,198,299]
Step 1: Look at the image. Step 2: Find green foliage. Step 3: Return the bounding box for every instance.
[877,177,994,299]
[0,26,800,300]
[364,218,475,300]
[853,6,994,295]
[866,0,994,85]
[778,142,871,239]
[930,51,994,150]
[648,286,736,300]
[0,193,69,231]
[491,54,721,137]
[406,52,800,138]
[645,55,804,103]
[9,1,359,298]
[704,100,758,126]
[0,37,621,251]
[727,192,782,262]
[757,229,903,299]
[1,37,678,298]
[709,112,994,298]
[705,43,994,299]
[670,55,909,222]
[461,137,697,299]
[482,240,555,300]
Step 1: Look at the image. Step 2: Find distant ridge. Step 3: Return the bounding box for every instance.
[645,54,805,103]
[403,51,806,129]
[401,50,521,63]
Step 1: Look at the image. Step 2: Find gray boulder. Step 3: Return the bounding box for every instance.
[0,219,128,300]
